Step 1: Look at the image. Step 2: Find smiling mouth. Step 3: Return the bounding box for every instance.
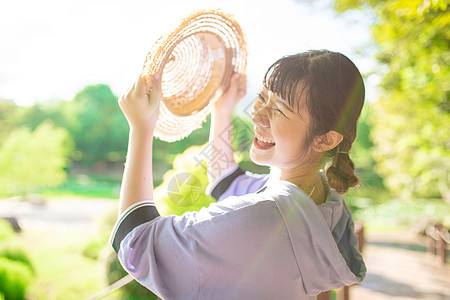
[254,132,275,149]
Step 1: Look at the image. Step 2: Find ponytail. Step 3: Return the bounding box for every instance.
[325,140,359,194]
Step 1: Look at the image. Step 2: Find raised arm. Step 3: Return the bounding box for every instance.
[117,73,161,215]
[208,73,246,182]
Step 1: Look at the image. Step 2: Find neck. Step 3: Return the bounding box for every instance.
[270,161,326,204]
[270,163,321,187]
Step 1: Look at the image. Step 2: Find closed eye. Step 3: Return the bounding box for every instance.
[275,108,287,117]
[257,93,287,117]
[257,93,265,102]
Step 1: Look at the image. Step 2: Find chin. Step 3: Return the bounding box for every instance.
[249,146,271,167]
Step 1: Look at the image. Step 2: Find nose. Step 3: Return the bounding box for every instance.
[251,104,270,128]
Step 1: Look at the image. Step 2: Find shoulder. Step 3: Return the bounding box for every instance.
[183,193,283,239]
[206,164,270,200]
[260,180,330,229]
[189,192,278,225]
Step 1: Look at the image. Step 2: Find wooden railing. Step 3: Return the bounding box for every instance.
[426,223,449,265]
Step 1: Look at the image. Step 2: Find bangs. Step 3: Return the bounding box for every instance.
[263,54,311,112]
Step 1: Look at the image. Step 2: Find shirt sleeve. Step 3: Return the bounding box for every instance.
[110,194,282,300]
[110,204,200,299]
[205,163,270,201]
[109,200,160,253]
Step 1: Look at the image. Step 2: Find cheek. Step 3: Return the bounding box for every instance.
[251,101,261,114]
[273,121,308,153]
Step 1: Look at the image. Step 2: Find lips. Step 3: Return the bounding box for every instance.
[254,131,275,150]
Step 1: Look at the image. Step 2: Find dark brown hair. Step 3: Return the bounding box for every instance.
[263,50,365,193]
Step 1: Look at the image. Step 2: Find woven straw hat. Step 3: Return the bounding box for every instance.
[142,9,247,142]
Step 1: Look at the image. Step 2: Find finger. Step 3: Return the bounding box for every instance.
[240,73,247,84]
[234,74,246,98]
[226,73,240,92]
[151,73,161,93]
[125,81,135,96]
[239,73,247,88]
[118,95,126,112]
[148,73,162,117]
[241,75,247,93]
[231,73,240,85]
[136,73,148,95]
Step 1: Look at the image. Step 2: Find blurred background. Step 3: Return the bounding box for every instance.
[0,0,448,299]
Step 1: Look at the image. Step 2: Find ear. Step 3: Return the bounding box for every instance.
[312,131,343,153]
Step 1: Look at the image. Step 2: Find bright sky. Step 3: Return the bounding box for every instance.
[0,0,378,107]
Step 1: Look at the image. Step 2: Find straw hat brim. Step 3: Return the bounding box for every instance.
[142,9,247,142]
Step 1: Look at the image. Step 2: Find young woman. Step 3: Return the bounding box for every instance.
[110,50,366,300]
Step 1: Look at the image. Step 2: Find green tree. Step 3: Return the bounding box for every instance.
[351,107,385,194]
[65,84,129,168]
[17,100,71,132]
[334,0,449,198]
[0,100,23,143]
[0,121,73,196]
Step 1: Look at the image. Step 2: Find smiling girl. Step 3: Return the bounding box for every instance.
[110,50,366,300]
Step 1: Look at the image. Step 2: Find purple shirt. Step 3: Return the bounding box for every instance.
[110,164,366,300]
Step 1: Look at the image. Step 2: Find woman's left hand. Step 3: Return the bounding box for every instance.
[214,73,246,116]
[118,73,162,133]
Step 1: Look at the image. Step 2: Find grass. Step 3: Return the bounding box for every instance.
[19,228,115,300]
[38,174,164,200]
[39,174,121,199]
[16,213,148,300]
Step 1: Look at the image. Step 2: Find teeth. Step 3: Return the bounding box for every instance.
[255,132,275,144]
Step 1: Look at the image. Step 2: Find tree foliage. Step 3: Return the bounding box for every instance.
[17,100,70,132]
[334,0,449,198]
[350,107,386,196]
[0,100,22,143]
[0,121,73,195]
[65,84,129,167]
